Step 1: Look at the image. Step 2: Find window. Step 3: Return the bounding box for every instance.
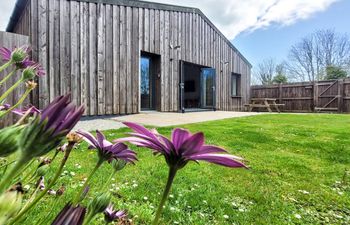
[231,73,241,96]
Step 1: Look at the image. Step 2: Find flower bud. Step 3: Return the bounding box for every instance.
[0,125,23,157]
[22,67,36,80]
[88,193,111,218]
[36,164,50,177]
[0,192,22,224]
[110,159,127,172]
[11,47,29,63]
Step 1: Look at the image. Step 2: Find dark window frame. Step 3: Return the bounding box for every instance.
[231,73,241,97]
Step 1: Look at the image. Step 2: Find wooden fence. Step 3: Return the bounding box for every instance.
[251,78,350,113]
[0,31,30,126]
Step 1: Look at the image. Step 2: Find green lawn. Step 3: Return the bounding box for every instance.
[25,114,350,224]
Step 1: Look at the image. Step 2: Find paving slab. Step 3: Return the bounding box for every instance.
[74,111,262,131]
[114,111,261,127]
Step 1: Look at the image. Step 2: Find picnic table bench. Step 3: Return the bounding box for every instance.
[244,98,285,113]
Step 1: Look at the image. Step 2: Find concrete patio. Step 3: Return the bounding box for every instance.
[74,111,262,131]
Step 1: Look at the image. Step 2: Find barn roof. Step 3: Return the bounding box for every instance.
[6,0,251,67]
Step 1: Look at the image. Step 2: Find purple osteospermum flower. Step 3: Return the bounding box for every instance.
[51,203,86,225]
[12,105,41,116]
[117,122,247,169]
[0,46,30,63]
[0,104,10,111]
[19,94,84,159]
[77,130,137,164]
[0,47,12,62]
[104,204,127,223]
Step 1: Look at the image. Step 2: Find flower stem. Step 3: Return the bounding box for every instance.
[0,61,13,74]
[102,170,117,191]
[152,166,178,225]
[73,158,104,205]
[0,88,32,118]
[8,143,75,225]
[83,212,96,225]
[0,78,24,103]
[0,156,28,193]
[0,68,17,86]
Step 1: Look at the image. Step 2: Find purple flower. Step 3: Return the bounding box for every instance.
[77,130,137,164]
[117,122,247,169]
[22,63,45,79]
[104,204,127,223]
[0,47,11,61]
[51,203,86,225]
[0,104,10,111]
[0,46,30,62]
[19,94,84,159]
[12,105,40,116]
[118,123,248,225]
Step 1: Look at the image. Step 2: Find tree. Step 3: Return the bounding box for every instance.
[287,29,350,82]
[324,65,348,80]
[256,58,275,85]
[273,74,288,84]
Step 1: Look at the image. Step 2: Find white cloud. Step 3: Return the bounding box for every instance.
[0,0,16,31]
[146,0,340,39]
[0,0,339,38]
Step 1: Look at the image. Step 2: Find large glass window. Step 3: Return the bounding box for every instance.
[141,56,152,109]
[231,73,241,96]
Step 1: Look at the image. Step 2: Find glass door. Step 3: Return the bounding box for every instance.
[200,68,216,109]
[141,56,154,110]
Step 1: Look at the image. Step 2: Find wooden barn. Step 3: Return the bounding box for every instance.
[6,0,251,115]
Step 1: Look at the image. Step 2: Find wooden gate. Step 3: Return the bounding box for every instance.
[314,80,343,112]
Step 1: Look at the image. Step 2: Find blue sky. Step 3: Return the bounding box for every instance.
[0,0,348,71]
[233,0,350,70]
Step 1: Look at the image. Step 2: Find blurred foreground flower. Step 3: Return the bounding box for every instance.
[104,204,127,224]
[85,193,111,224]
[51,203,86,225]
[19,94,84,159]
[0,125,23,157]
[118,122,247,225]
[0,94,84,193]
[0,192,22,224]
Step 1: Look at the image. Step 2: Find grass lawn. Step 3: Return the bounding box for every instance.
[24,114,350,224]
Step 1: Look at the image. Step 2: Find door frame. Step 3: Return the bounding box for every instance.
[139,51,161,112]
[179,60,216,113]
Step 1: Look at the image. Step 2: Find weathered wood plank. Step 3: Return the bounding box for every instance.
[80,2,89,115]
[70,0,80,106]
[105,4,113,114]
[97,3,106,115]
[89,3,97,115]
[126,6,133,114]
[112,5,120,114]
[119,6,126,114]
[132,7,139,113]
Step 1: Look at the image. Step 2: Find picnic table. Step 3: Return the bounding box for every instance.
[244,98,284,113]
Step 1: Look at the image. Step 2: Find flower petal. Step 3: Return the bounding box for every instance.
[180,132,204,155]
[171,128,190,153]
[187,153,247,168]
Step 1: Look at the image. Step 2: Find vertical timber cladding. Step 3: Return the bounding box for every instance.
[18,0,251,115]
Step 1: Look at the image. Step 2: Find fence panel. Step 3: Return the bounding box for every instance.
[0,31,30,126]
[250,78,350,113]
